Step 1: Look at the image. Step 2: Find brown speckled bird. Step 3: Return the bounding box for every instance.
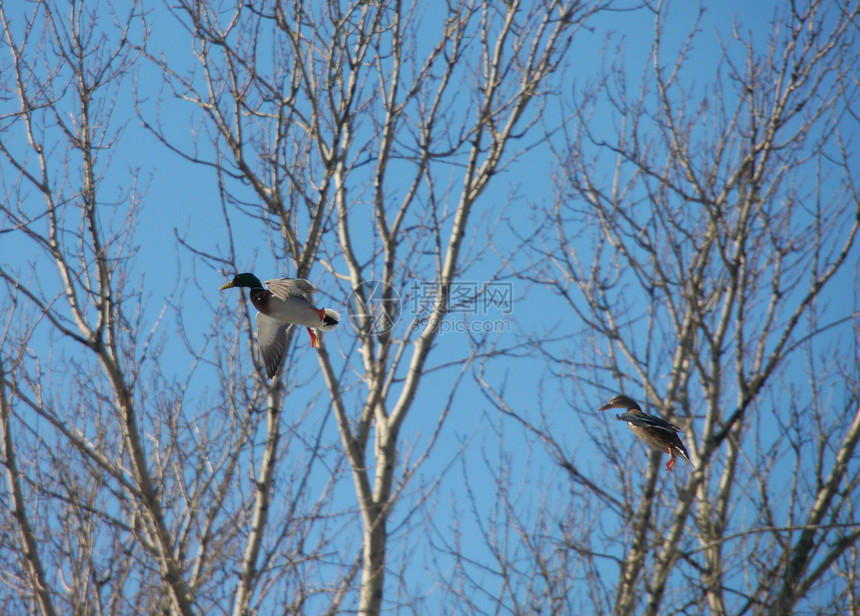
[598,394,694,471]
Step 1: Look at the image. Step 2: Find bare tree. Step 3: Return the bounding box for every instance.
[0,1,198,613]
[138,1,616,613]
[0,2,351,615]
[507,1,860,614]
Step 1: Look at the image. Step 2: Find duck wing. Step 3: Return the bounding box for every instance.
[256,313,291,379]
[264,278,318,302]
[617,411,683,434]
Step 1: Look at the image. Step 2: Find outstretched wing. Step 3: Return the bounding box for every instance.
[256,313,291,379]
[264,278,318,302]
[617,411,683,434]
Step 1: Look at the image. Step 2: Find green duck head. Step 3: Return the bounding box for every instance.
[220,273,264,290]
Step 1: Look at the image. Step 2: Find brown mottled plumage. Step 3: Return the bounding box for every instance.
[598,394,694,471]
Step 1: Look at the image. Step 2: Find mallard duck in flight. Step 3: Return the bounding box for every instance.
[598,394,694,471]
[220,273,340,378]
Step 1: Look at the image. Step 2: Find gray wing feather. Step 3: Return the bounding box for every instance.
[265,278,318,302]
[256,313,291,379]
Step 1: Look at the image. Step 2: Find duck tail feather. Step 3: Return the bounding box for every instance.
[320,309,340,330]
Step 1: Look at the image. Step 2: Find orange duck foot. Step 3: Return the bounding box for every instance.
[307,327,318,347]
[665,452,676,471]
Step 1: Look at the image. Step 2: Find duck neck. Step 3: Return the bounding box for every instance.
[249,287,269,312]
